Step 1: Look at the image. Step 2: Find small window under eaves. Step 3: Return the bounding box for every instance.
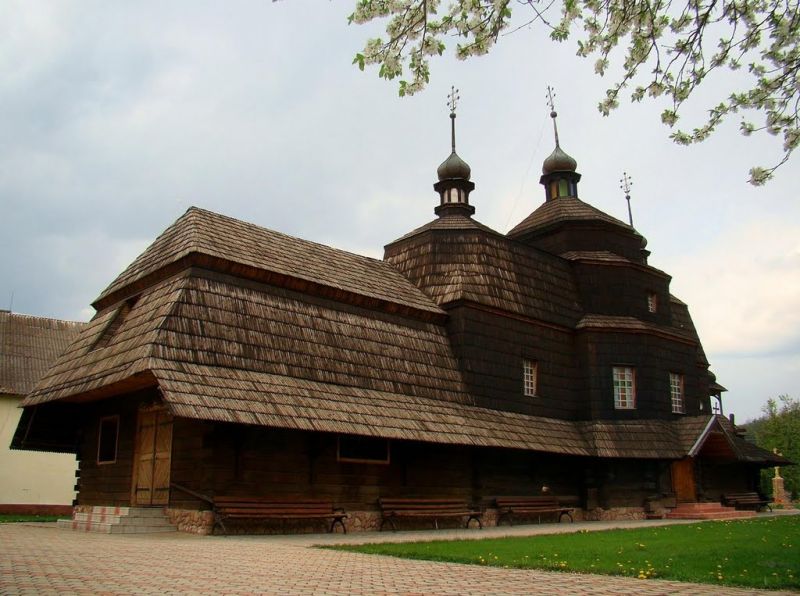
[90,296,138,351]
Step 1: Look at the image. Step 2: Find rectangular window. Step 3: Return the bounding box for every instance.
[613,367,636,409]
[337,436,390,464]
[647,292,658,313]
[97,416,119,464]
[523,359,538,397]
[670,372,685,413]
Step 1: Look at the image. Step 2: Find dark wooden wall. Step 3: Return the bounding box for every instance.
[577,330,711,419]
[570,262,671,325]
[698,462,757,500]
[168,421,592,510]
[446,305,581,419]
[519,224,647,264]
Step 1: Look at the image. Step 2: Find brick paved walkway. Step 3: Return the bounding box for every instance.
[0,520,795,595]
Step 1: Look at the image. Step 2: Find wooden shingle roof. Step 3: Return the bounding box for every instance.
[157,363,591,455]
[386,226,583,328]
[580,419,685,459]
[0,311,84,395]
[388,213,502,244]
[686,415,791,464]
[94,207,443,318]
[25,271,466,407]
[507,196,634,238]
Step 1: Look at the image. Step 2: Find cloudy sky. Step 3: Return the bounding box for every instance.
[1,1,797,422]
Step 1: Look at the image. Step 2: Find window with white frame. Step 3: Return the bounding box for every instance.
[613,366,636,409]
[670,372,685,413]
[523,359,538,397]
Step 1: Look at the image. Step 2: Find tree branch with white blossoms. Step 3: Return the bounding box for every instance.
[349,0,800,184]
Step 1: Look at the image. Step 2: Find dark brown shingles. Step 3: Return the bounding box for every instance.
[155,363,592,455]
[580,419,686,459]
[386,228,583,328]
[25,270,468,407]
[0,311,84,395]
[576,314,697,343]
[22,279,183,405]
[94,207,442,316]
[387,213,503,244]
[507,196,634,238]
[714,415,791,464]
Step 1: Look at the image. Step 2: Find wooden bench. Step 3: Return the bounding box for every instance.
[378,498,483,531]
[721,492,772,512]
[494,496,574,526]
[213,497,348,535]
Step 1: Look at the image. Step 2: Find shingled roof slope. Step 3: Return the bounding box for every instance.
[580,419,685,459]
[507,197,634,238]
[156,363,591,455]
[26,271,467,407]
[386,228,582,327]
[389,213,502,244]
[0,311,84,395]
[94,207,442,316]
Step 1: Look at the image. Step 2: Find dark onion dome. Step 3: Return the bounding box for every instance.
[542,144,577,175]
[437,151,471,181]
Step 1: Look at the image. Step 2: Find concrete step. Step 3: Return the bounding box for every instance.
[666,510,756,520]
[72,512,174,527]
[59,519,177,534]
[60,505,176,534]
[84,506,168,518]
[666,502,756,520]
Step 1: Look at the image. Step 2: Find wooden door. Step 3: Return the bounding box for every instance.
[132,406,173,506]
[672,457,696,502]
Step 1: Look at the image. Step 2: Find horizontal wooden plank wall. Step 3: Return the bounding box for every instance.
[168,420,594,511]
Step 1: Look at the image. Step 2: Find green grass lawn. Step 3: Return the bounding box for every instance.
[0,514,62,523]
[332,516,799,590]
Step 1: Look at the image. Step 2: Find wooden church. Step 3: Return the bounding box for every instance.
[13,97,784,533]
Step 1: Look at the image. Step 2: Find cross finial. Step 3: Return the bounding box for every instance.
[620,171,634,226]
[447,86,461,152]
[546,85,560,147]
[448,86,460,116]
[546,85,557,114]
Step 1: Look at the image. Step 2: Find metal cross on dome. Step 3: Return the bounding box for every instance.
[448,86,460,115]
[620,171,634,226]
[546,85,557,113]
[545,85,561,147]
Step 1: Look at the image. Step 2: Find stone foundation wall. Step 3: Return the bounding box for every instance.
[162,505,647,535]
[581,506,646,521]
[161,507,644,535]
[166,508,215,535]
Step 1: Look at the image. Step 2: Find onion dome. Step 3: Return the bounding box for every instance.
[542,144,577,175]
[438,150,472,181]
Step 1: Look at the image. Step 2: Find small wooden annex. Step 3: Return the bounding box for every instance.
[13,108,785,533]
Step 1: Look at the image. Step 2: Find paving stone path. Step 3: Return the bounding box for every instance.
[0,520,795,595]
